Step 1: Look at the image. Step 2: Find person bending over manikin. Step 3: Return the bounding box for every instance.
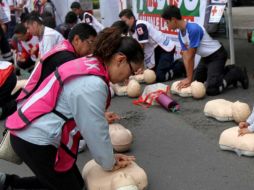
[162,6,249,96]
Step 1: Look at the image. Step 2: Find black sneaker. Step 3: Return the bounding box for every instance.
[239,67,249,89]
[0,172,6,190]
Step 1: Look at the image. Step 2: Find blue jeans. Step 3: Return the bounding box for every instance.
[154,46,185,82]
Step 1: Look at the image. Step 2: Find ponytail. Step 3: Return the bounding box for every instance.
[93,27,122,61]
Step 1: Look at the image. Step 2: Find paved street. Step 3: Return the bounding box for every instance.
[0,37,254,189]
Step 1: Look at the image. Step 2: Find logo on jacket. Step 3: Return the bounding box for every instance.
[84,63,100,71]
[137,27,144,35]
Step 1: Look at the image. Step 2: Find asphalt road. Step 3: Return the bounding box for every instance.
[1,38,254,190]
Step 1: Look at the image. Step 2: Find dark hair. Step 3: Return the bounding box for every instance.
[68,23,97,42]
[119,9,135,19]
[111,20,129,35]
[70,2,81,9]
[65,11,78,25]
[161,5,182,20]
[14,23,27,34]
[93,27,144,64]
[25,11,43,25]
[41,12,56,28]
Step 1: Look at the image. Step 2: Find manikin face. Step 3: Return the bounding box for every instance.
[120,16,135,30]
[107,54,142,84]
[73,35,96,57]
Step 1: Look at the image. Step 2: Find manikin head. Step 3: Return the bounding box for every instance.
[161,5,182,30]
[68,23,97,57]
[232,101,251,123]
[190,81,206,99]
[143,69,156,84]
[93,27,144,84]
[119,9,136,31]
[127,80,141,98]
[109,123,133,152]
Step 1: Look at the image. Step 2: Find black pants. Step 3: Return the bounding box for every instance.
[0,72,18,120]
[194,46,228,96]
[17,57,35,70]
[154,46,185,82]
[10,135,85,190]
[0,26,13,62]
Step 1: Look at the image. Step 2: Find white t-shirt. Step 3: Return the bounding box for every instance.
[39,26,64,57]
[0,0,11,23]
[179,22,221,57]
[132,20,175,69]
[82,12,104,33]
[24,0,33,12]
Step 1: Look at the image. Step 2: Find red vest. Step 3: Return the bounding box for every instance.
[6,56,111,172]
[0,61,14,87]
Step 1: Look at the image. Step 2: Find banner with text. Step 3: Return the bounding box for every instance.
[133,0,207,63]
[135,0,207,35]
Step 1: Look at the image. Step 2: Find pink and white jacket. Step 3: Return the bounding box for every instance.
[6,56,111,172]
[17,40,75,102]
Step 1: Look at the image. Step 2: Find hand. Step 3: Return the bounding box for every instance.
[17,55,25,62]
[113,154,136,171]
[238,128,252,136]
[135,68,144,75]
[239,121,249,129]
[177,78,192,90]
[105,111,120,124]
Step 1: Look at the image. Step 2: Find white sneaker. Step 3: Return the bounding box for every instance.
[78,140,87,153]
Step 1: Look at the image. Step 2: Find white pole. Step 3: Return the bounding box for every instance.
[227,0,235,65]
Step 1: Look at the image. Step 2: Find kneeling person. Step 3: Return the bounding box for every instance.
[119,9,185,82]
[162,6,248,95]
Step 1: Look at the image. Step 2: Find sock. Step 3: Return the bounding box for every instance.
[170,70,174,79]
[223,79,227,88]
